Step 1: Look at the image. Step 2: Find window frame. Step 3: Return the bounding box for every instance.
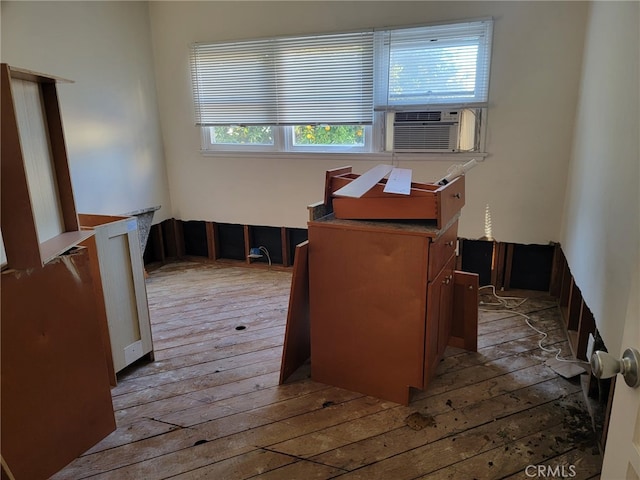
[193,18,493,157]
[201,123,377,154]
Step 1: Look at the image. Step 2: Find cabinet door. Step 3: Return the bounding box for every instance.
[309,224,429,405]
[1,249,115,479]
[94,217,153,372]
[424,255,455,387]
[437,256,456,357]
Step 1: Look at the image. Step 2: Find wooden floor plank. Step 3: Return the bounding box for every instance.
[251,459,346,479]
[51,426,206,480]
[52,261,602,480]
[85,421,304,480]
[168,449,296,479]
[309,377,582,472]
[117,336,285,381]
[323,393,586,480]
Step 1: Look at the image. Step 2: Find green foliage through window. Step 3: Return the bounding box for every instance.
[211,126,274,145]
[293,125,364,146]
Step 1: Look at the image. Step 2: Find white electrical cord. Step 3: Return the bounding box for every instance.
[258,246,272,267]
[478,285,589,365]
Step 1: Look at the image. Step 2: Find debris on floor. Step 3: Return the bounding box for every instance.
[545,357,587,379]
[405,411,436,430]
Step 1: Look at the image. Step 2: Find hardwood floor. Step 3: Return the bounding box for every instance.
[53,261,603,479]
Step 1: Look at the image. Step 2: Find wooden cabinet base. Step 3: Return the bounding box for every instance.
[1,248,116,479]
[305,216,478,406]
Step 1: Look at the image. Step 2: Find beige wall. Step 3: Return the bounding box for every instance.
[560,1,639,357]
[1,1,172,222]
[149,1,588,243]
[1,1,590,243]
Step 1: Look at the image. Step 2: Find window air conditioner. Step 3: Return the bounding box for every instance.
[390,110,460,152]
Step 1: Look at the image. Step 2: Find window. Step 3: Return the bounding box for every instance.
[190,18,492,155]
[191,31,374,153]
[374,20,493,109]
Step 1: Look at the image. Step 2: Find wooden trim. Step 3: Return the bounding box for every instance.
[576,302,596,361]
[558,261,572,325]
[205,222,217,261]
[79,233,117,387]
[41,82,78,232]
[212,222,221,259]
[279,241,310,383]
[1,64,41,269]
[243,225,251,264]
[449,270,479,351]
[493,242,507,289]
[489,241,497,287]
[149,223,166,263]
[455,240,464,270]
[160,219,179,258]
[503,243,514,290]
[5,65,73,84]
[324,166,352,211]
[281,226,290,267]
[567,280,582,332]
[548,243,564,297]
[1,455,16,480]
[174,219,185,258]
[39,231,93,265]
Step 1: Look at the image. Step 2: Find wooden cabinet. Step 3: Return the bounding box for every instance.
[1,64,116,479]
[1,249,116,480]
[1,64,91,270]
[308,216,459,405]
[79,214,154,373]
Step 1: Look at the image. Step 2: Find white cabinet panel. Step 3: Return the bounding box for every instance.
[80,214,153,373]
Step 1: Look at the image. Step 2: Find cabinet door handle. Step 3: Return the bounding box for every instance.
[442,276,451,285]
[446,240,455,247]
[453,193,461,199]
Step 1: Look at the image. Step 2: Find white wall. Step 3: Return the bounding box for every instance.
[149,1,587,243]
[560,1,639,357]
[1,1,172,222]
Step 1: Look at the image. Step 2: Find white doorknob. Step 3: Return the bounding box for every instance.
[590,348,640,388]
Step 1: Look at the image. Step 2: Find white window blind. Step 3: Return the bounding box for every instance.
[191,31,374,126]
[374,19,493,110]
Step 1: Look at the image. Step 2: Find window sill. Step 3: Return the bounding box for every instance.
[199,150,488,163]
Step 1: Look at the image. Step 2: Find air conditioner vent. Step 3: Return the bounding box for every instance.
[394,124,457,151]
[395,111,442,122]
[391,110,460,152]
[387,108,480,153]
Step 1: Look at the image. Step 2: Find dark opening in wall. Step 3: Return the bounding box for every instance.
[143,223,164,265]
[460,239,494,287]
[250,226,283,264]
[217,223,246,261]
[288,228,308,264]
[182,221,208,257]
[161,220,180,259]
[509,244,554,291]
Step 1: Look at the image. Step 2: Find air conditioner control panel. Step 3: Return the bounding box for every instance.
[439,110,460,123]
